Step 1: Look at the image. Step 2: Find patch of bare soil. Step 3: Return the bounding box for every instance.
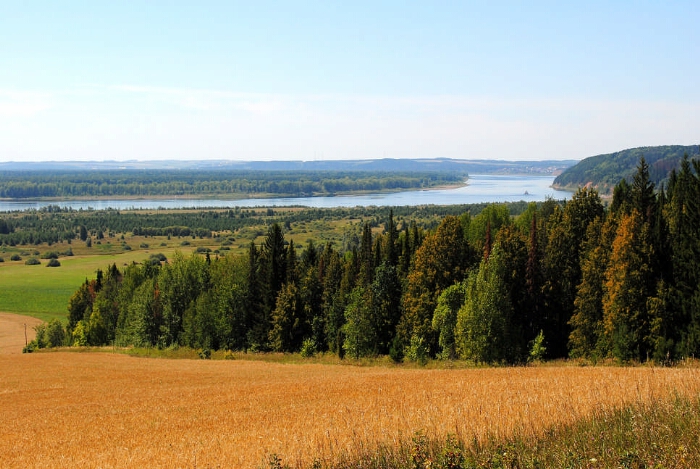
[0,313,42,354]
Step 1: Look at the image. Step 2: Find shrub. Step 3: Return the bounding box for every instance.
[46,258,61,267]
[0,257,4,262]
[40,251,59,259]
[140,243,149,248]
[25,257,41,265]
[10,254,21,261]
[180,240,190,246]
[46,319,66,347]
[300,338,317,358]
[405,334,428,366]
[529,330,547,363]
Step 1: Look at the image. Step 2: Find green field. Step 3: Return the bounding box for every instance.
[0,211,358,323]
[0,246,196,322]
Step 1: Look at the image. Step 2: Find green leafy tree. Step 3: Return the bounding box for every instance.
[342,286,376,358]
[432,283,466,359]
[399,216,470,353]
[455,245,512,363]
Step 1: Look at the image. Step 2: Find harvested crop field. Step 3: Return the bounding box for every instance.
[2,351,699,469]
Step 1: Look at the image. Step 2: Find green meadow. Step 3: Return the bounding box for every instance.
[0,246,195,322]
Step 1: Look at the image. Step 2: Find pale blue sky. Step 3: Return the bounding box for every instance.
[1,1,698,162]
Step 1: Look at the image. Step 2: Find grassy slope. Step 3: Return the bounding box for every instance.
[0,243,196,322]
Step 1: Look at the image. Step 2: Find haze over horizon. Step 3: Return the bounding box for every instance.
[1,2,698,163]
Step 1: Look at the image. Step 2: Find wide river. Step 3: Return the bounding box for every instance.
[0,174,571,211]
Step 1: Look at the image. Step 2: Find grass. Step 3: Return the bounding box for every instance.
[0,238,198,322]
[290,395,700,469]
[1,353,698,469]
[0,214,355,322]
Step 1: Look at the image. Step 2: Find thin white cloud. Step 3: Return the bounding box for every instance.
[0,85,697,162]
[0,90,54,117]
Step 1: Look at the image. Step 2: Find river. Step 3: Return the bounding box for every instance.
[0,174,571,211]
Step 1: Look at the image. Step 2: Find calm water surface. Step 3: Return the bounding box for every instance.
[0,175,571,211]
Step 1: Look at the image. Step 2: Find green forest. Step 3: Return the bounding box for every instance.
[30,156,700,364]
[553,144,700,194]
[0,170,464,199]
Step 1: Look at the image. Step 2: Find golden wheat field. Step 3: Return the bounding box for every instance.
[1,345,699,469]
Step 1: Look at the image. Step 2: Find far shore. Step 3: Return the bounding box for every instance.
[0,181,468,204]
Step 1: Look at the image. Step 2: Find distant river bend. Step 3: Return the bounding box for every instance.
[0,175,571,211]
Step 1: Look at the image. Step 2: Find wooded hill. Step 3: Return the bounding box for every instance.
[553,145,699,194]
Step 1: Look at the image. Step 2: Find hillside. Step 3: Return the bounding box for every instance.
[552,145,700,194]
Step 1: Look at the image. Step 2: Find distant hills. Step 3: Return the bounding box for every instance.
[553,145,700,194]
[0,158,575,175]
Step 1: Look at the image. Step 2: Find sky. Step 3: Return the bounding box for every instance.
[1,1,698,162]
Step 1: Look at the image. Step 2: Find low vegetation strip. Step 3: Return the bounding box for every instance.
[0,353,698,468]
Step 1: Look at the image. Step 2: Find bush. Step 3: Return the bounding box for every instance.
[23,320,66,352]
[180,240,190,246]
[529,330,547,363]
[405,334,428,366]
[10,254,21,261]
[25,257,41,265]
[0,257,4,262]
[140,243,149,248]
[40,251,59,259]
[46,258,61,267]
[300,338,317,358]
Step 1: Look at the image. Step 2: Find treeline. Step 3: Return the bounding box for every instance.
[48,156,700,363]
[0,170,464,198]
[0,203,532,248]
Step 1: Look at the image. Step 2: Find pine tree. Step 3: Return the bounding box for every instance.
[602,210,655,361]
[667,156,700,356]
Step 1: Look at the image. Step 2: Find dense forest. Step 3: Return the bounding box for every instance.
[35,156,700,363]
[553,144,699,194]
[0,170,464,199]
